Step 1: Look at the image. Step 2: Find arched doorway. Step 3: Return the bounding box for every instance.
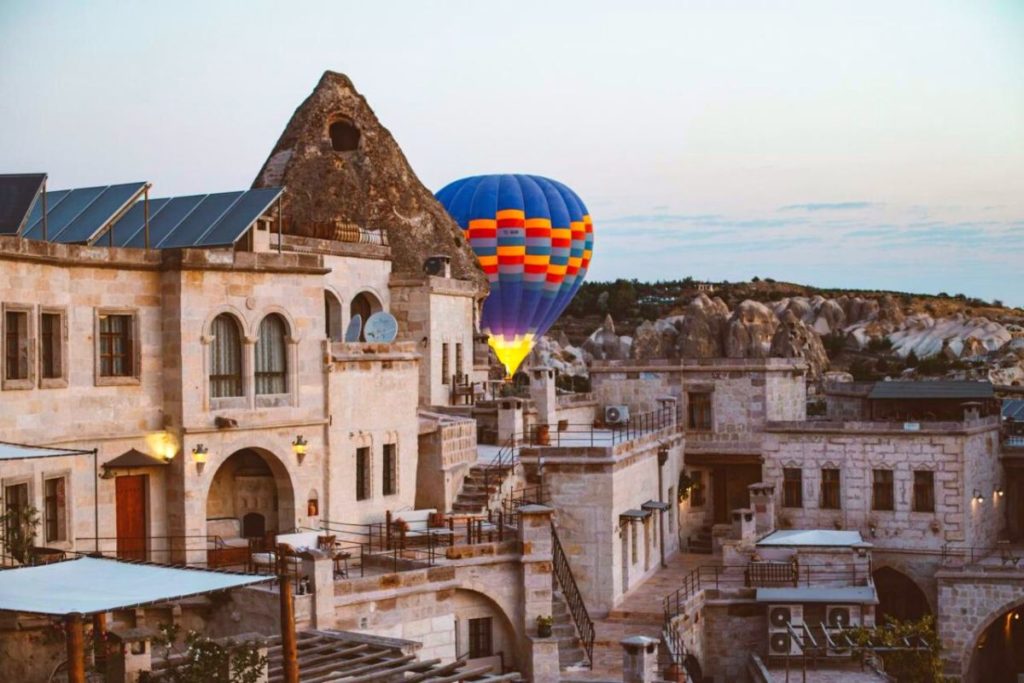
[349,291,382,341]
[968,604,1024,683]
[873,567,930,624]
[205,448,296,543]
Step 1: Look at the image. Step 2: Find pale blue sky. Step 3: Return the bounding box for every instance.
[2,1,1022,304]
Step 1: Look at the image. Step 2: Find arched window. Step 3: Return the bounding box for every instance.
[349,291,382,341]
[255,314,288,395]
[210,314,243,398]
[325,291,343,342]
[328,118,360,152]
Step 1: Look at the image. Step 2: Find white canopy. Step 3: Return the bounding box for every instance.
[0,557,269,616]
[0,440,91,461]
[757,529,868,548]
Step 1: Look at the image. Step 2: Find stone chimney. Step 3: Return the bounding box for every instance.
[529,367,558,429]
[620,635,660,683]
[748,483,776,535]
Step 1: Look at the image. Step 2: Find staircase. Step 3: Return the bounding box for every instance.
[687,525,713,554]
[552,588,589,671]
[453,438,519,514]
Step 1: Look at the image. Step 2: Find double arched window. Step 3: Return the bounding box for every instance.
[210,314,243,398]
[255,314,288,395]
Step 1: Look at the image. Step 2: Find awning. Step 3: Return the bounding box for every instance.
[102,448,167,469]
[756,586,878,604]
[757,529,868,548]
[0,441,92,461]
[620,509,651,521]
[0,557,270,616]
[641,500,671,512]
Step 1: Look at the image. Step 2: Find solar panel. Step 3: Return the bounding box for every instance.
[21,183,147,243]
[157,191,244,249]
[110,197,171,248]
[196,187,282,247]
[0,173,46,234]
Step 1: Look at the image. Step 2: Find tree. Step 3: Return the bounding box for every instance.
[154,624,268,683]
[846,615,942,683]
[0,504,40,564]
[607,279,637,319]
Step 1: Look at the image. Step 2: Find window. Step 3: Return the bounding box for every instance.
[690,471,705,507]
[355,447,370,501]
[43,477,67,543]
[328,118,360,152]
[3,482,29,546]
[441,342,450,385]
[668,487,676,532]
[913,470,935,513]
[783,468,803,508]
[630,522,638,564]
[210,314,243,398]
[455,343,463,380]
[39,311,63,381]
[98,314,134,377]
[4,309,29,381]
[821,469,841,510]
[255,314,288,395]
[687,393,712,431]
[382,444,397,496]
[872,469,894,511]
[468,617,493,659]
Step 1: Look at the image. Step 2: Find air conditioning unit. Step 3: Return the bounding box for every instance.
[423,255,451,278]
[825,605,859,657]
[768,605,803,656]
[605,405,630,426]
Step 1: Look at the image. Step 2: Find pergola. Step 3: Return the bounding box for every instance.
[0,556,271,682]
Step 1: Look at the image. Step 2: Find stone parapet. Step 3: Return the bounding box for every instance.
[765,415,1000,435]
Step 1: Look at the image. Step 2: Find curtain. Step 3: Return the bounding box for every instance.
[211,315,243,398]
[255,314,287,395]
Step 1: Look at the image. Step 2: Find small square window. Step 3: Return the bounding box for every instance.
[687,393,712,431]
[468,617,493,659]
[872,469,895,511]
[821,469,841,510]
[913,471,935,513]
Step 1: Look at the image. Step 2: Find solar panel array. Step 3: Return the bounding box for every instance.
[22,182,148,243]
[0,173,46,235]
[1004,399,1024,422]
[108,187,283,249]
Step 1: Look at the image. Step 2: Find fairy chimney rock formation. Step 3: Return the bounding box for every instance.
[253,71,484,285]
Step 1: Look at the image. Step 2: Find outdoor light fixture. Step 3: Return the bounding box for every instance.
[292,435,309,463]
[973,489,984,503]
[995,487,1005,497]
[192,444,208,474]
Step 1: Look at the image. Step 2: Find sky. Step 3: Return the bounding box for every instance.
[1,1,1022,305]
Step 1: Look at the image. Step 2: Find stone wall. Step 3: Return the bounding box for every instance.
[416,412,478,512]
[702,599,766,682]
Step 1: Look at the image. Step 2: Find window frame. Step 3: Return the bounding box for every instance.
[689,471,705,507]
[2,479,32,548]
[94,308,141,386]
[209,313,244,401]
[455,342,463,382]
[912,470,935,513]
[382,443,398,497]
[2,303,34,390]
[254,314,289,398]
[782,468,803,508]
[820,468,841,510]
[42,472,71,546]
[38,307,68,388]
[441,342,450,385]
[872,469,895,511]
[355,447,371,501]
[467,616,493,659]
[686,392,713,431]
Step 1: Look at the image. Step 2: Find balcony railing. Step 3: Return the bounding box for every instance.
[525,404,678,449]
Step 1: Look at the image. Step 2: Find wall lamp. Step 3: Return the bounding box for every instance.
[192,444,208,474]
[292,435,309,463]
[972,489,985,504]
[995,487,1005,498]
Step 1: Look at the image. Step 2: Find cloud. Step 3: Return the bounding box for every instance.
[779,201,879,212]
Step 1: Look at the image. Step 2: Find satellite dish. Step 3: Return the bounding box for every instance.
[344,314,363,342]
[364,312,398,343]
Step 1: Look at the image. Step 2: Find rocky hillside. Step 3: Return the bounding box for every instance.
[532,289,1024,387]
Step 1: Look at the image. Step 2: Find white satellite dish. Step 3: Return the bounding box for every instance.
[364,312,398,343]
[344,314,363,342]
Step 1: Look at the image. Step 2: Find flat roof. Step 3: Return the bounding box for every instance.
[0,557,269,616]
[867,380,994,400]
[1004,399,1024,422]
[756,586,878,604]
[0,440,92,461]
[757,530,867,548]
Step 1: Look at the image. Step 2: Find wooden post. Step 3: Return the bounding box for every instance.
[143,185,151,249]
[92,612,108,674]
[278,546,300,683]
[65,613,86,683]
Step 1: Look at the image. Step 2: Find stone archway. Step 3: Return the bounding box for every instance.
[205,447,297,542]
[965,600,1024,683]
[350,291,382,340]
[873,567,932,624]
[451,588,520,671]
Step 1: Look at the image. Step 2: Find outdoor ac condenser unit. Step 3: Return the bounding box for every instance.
[605,405,630,425]
[768,605,803,656]
[826,605,857,629]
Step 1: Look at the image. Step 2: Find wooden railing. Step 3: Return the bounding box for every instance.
[550,522,594,666]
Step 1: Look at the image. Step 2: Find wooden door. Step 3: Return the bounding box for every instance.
[116,475,147,561]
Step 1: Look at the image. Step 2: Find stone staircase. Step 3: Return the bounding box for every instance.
[686,525,713,554]
[451,462,517,513]
[552,588,589,671]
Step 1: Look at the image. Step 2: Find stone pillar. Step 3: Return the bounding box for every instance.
[497,397,525,444]
[529,367,558,429]
[106,627,158,683]
[731,508,756,542]
[748,483,776,535]
[302,550,336,629]
[620,635,660,683]
[518,504,559,683]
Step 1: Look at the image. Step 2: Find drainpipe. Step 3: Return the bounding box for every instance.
[658,445,668,568]
[93,448,100,554]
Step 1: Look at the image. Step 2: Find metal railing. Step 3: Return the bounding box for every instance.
[525,404,678,448]
[482,435,520,493]
[550,522,594,667]
[941,541,1024,568]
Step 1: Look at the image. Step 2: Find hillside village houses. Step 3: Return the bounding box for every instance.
[0,72,1022,683]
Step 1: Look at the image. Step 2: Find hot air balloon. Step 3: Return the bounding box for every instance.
[436,174,594,378]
